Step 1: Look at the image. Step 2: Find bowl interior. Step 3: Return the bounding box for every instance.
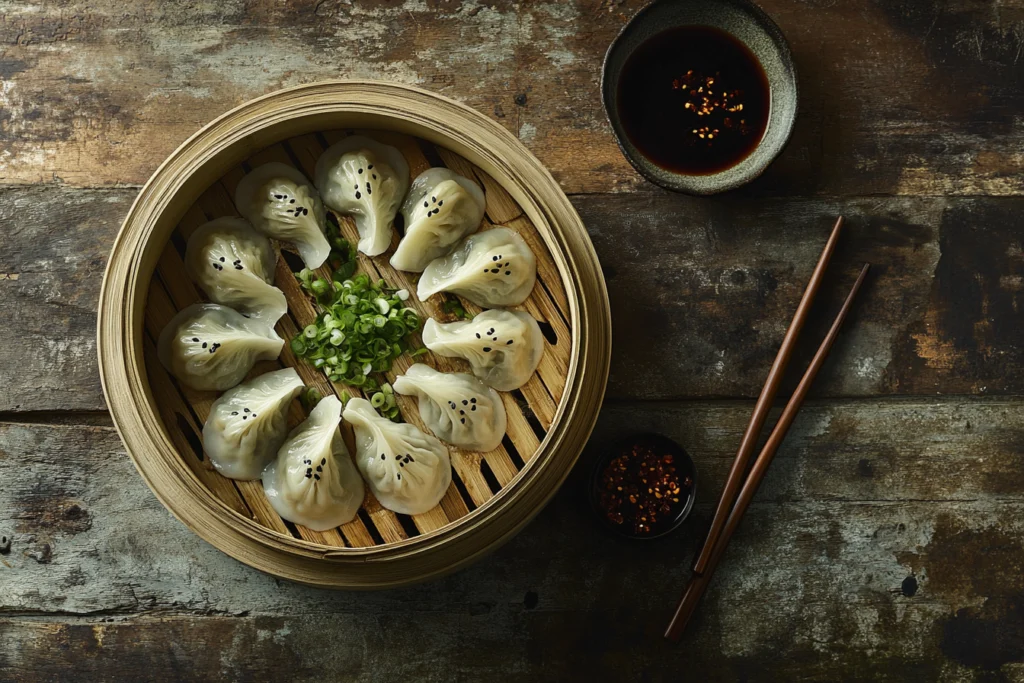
[603,0,798,194]
[145,124,575,554]
[589,433,697,540]
[99,82,612,588]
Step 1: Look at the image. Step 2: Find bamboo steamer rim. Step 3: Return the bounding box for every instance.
[98,80,612,587]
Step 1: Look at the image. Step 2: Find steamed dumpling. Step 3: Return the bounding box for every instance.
[417,227,537,306]
[343,397,451,515]
[184,217,287,324]
[393,364,506,452]
[390,168,486,272]
[422,310,544,391]
[262,395,364,530]
[158,303,284,391]
[235,162,330,269]
[203,368,304,480]
[315,136,410,257]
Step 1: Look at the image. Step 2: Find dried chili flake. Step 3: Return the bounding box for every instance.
[597,440,693,536]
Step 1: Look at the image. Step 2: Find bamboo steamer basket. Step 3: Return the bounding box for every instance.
[98,81,611,588]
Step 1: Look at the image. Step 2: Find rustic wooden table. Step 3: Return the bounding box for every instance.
[2,1,1023,680]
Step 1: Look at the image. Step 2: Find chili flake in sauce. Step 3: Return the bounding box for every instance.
[615,25,771,175]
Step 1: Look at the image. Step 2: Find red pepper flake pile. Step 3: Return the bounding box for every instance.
[672,69,751,146]
[597,440,693,536]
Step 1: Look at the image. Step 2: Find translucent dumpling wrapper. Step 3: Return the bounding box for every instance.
[422,310,545,391]
[343,397,451,516]
[393,364,506,452]
[203,368,305,480]
[417,227,537,307]
[184,217,287,324]
[390,168,486,272]
[262,395,364,530]
[235,162,330,269]
[314,135,410,257]
[157,303,284,392]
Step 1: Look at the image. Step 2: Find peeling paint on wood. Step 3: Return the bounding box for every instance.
[578,195,1024,399]
[1,401,1023,678]
[2,1,1023,678]
[3,188,1024,411]
[0,186,132,411]
[2,1,1024,194]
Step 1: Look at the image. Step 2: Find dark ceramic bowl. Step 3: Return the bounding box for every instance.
[589,433,697,541]
[602,0,798,194]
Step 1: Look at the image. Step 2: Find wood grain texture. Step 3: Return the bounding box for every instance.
[2,398,1023,680]
[5,188,1023,411]
[0,187,120,412]
[580,194,1024,400]
[2,0,1024,195]
[2,0,1023,676]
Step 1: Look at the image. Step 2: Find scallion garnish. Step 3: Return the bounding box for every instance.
[291,269,422,392]
[442,298,471,320]
[369,382,401,421]
[299,387,322,412]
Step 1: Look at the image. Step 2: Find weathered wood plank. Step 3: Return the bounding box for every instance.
[0,186,127,412]
[1,397,1023,679]
[578,194,1024,400]
[1,397,1021,606]
[5,188,1024,410]
[2,1,1024,196]
[1,598,1018,683]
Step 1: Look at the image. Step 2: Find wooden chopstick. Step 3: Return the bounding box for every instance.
[664,263,872,641]
[692,216,844,576]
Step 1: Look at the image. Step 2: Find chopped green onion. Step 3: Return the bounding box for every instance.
[299,387,322,412]
[311,278,330,296]
[442,299,470,320]
[290,269,422,392]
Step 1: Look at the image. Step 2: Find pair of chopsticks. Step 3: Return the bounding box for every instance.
[664,217,870,641]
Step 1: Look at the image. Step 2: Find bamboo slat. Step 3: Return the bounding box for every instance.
[100,82,610,588]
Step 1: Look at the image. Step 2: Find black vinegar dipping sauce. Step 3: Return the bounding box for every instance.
[616,25,771,175]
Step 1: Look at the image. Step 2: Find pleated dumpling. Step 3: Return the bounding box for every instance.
[158,303,284,391]
[203,368,304,480]
[343,397,451,515]
[262,395,364,530]
[315,136,410,257]
[235,162,330,269]
[422,310,545,391]
[390,168,486,272]
[417,227,537,307]
[184,217,287,324]
[393,364,506,452]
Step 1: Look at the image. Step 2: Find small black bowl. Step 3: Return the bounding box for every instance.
[602,0,798,194]
[589,433,697,540]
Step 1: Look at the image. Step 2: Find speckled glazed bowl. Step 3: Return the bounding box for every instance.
[602,0,798,194]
